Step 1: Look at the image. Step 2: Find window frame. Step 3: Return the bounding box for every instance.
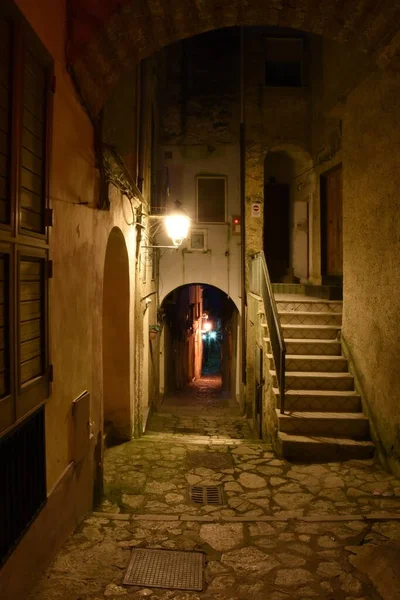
[196,174,227,224]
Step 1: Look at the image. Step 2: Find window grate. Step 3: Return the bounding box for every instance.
[0,407,46,566]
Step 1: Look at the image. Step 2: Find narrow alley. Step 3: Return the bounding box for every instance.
[28,379,400,600]
[1,1,400,599]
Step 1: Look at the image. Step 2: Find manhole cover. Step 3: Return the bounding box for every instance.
[123,548,204,591]
[186,450,233,470]
[188,484,224,506]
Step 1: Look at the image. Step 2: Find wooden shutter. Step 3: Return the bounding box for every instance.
[0,17,12,226]
[197,176,226,223]
[16,249,49,419]
[19,46,48,235]
[0,248,13,433]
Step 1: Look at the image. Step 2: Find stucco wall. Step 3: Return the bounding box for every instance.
[2,3,150,595]
[342,65,400,476]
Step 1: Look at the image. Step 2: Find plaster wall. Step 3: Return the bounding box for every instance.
[2,1,150,595]
[342,65,400,476]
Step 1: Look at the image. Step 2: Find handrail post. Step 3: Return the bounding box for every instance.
[250,252,286,416]
[280,353,285,414]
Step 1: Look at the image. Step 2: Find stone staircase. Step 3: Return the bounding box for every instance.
[263,296,375,462]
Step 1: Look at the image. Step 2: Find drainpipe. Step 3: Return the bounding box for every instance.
[240,27,247,387]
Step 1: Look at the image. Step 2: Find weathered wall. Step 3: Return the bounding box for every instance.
[66,0,400,116]
[342,65,400,477]
[243,28,314,281]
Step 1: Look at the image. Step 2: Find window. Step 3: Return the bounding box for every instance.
[0,2,52,436]
[265,38,304,87]
[196,176,226,223]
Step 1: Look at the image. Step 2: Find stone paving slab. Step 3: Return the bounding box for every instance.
[28,397,400,600]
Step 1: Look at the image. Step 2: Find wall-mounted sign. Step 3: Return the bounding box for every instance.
[251,203,261,217]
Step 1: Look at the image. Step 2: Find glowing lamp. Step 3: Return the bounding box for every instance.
[203,321,212,332]
[165,204,190,247]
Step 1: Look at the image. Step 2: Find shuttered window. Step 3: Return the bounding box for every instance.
[0,2,52,437]
[0,253,9,398]
[196,176,226,223]
[20,49,47,234]
[0,18,12,226]
[0,247,12,433]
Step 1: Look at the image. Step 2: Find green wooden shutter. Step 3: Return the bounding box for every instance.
[19,47,48,235]
[0,17,12,226]
[16,250,49,419]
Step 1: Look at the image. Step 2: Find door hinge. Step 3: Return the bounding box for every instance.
[47,260,53,279]
[48,364,54,382]
[44,208,53,227]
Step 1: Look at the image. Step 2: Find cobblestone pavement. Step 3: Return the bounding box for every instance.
[29,382,400,600]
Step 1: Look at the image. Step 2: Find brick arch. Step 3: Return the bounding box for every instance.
[67,0,400,116]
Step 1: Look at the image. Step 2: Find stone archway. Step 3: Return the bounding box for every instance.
[67,0,400,116]
[103,226,132,441]
[160,283,241,403]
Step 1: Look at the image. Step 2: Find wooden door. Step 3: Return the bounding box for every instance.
[264,183,290,280]
[321,165,343,280]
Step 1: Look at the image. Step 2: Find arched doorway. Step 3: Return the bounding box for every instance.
[102,227,131,441]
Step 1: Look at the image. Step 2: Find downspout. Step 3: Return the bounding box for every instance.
[240,27,247,387]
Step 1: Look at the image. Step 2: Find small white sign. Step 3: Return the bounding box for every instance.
[251,203,261,217]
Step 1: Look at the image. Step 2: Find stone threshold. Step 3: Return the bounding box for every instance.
[93,511,400,523]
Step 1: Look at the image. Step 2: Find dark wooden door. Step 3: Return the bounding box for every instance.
[264,183,290,280]
[321,165,343,281]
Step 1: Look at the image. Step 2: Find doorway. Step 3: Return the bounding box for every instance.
[102,227,131,442]
[320,164,343,285]
[264,151,296,282]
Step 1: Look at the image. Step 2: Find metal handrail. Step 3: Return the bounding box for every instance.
[250,252,286,413]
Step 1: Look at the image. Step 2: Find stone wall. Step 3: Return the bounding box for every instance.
[342,65,400,477]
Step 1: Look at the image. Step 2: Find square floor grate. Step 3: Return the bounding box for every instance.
[188,484,224,506]
[186,450,233,470]
[123,548,204,591]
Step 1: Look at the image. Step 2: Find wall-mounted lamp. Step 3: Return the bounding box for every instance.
[145,200,191,249]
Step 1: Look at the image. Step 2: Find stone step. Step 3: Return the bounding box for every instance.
[271,370,354,391]
[281,324,340,340]
[273,388,361,412]
[276,410,370,438]
[265,338,342,356]
[278,311,342,326]
[275,300,343,314]
[277,432,375,462]
[268,354,348,373]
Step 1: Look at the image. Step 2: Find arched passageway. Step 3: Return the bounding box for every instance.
[102,227,131,441]
[67,0,400,116]
[160,284,240,410]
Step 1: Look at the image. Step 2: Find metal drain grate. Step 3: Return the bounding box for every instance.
[188,484,224,506]
[123,548,204,591]
[186,450,233,470]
